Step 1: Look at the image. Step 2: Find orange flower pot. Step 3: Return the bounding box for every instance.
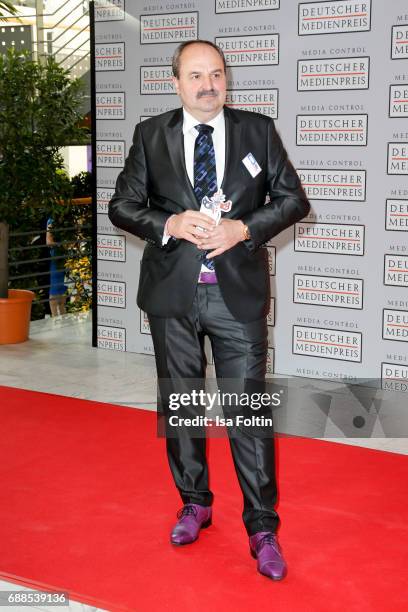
[0,289,35,344]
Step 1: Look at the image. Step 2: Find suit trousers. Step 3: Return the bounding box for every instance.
[147,283,280,535]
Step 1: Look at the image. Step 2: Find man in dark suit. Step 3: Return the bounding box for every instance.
[109,39,310,581]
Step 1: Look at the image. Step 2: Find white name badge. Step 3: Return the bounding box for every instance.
[242,152,262,178]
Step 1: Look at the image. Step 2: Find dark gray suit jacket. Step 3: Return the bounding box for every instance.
[108,106,310,322]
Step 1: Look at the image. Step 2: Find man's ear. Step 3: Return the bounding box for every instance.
[172,76,179,94]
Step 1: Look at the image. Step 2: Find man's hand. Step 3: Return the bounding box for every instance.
[198,219,245,258]
[167,211,216,245]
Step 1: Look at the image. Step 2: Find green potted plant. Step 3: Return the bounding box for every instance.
[0,48,87,343]
[56,171,93,315]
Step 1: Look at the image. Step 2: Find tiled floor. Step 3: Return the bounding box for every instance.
[0,312,407,611]
[0,312,158,411]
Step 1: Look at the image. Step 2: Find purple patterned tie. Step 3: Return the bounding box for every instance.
[194,124,217,271]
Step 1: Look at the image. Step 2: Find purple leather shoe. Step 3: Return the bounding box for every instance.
[249,531,287,580]
[170,503,212,545]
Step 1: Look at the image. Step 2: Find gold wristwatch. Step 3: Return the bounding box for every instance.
[242,224,251,241]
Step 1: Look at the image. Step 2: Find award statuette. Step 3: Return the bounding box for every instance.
[199,188,232,226]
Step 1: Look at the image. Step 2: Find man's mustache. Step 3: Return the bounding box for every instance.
[197,89,218,98]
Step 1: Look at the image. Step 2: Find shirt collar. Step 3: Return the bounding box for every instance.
[182,107,224,136]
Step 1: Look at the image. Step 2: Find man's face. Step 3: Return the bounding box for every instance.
[173,43,227,122]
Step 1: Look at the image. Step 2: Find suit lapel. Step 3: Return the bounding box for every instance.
[164,108,199,210]
[221,107,241,197]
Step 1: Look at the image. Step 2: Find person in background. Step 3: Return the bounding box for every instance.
[46,218,67,317]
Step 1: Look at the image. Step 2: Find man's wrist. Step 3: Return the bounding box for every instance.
[162,214,177,246]
[165,214,177,238]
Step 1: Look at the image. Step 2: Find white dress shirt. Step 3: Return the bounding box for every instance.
[182,108,225,190]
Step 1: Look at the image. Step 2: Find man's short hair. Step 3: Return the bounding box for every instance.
[172,40,227,79]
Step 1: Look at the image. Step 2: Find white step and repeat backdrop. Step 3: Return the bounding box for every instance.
[95,0,408,388]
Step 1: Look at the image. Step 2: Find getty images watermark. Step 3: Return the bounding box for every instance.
[166,388,283,429]
[153,376,408,439]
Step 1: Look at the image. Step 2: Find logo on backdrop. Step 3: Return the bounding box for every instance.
[226,89,278,119]
[140,66,175,95]
[385,199,408,231]
[95,0,125,22]
[267,298,275,327]
[95,43,125,71]
[384,254,408,287]
[294,223,365,255]
[267,246,276,275]
[216,0,280,12]
[381,362,408,391]
[297,57,369,91]
[293,274,363,309]
[97,187,115,215]
[140,311,151,335]
[296,114,368,146]
[97,325,126,351]
[389,85,408,118]
[293,325,362,362]
[140,12,198,44]
[387,143,408,174]
[296,168,366,201]
[298,1,371,36]
[97,280,126,308]
[266,347,275,375]
[383,309,408,342]
[215,34,279,66]
[96,92,125,120]
[97,234,126,262]
[96,141,125,167]
[391,25,408,60]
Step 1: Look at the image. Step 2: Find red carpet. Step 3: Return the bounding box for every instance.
[0,385,407,612]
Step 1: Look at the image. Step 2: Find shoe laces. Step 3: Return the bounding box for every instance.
[256,532,279,553]
[177,504,198,520]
